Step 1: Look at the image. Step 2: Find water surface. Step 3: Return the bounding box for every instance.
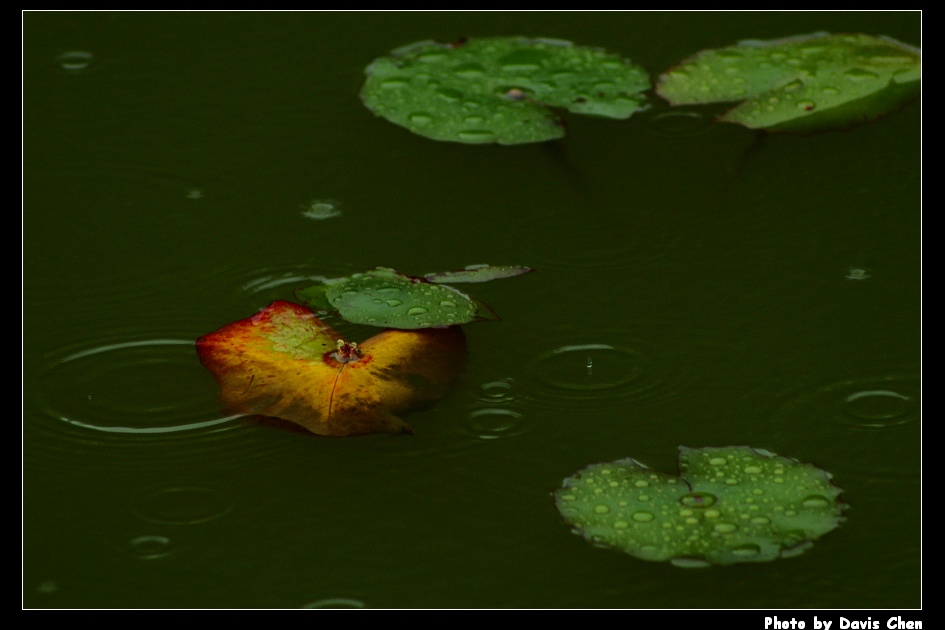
[24,11,920,608]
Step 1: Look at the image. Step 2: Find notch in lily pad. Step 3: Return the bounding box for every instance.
[361,37,651,144]
[554,446,846,567]
[655,32,920,133]
[295,265,532,329]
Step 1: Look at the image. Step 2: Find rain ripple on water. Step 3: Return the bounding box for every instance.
[520,328,694,410]
[768,373,919,484]
[26,334,285,471]
[457,378,529,441]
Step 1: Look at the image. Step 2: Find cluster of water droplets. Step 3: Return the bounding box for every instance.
[321,269,478,329]
[555,446,845,567]
[656,32,920,131]
[362,37,649,144]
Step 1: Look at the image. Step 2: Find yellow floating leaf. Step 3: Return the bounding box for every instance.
[196,301,467,436]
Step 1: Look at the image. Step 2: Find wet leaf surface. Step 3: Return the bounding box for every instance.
[656,32,920,132]
[296,266,529,329]
[555,446,846,567]
[361,36,651,144]
[424,264,532,284]
[196,301,467,436]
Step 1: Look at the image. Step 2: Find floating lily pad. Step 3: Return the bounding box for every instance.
[196,300,467,436]
[554,446,846,567]
[296,267,517,329]
[361,37,651,144]
[424,264,532,284]
[656,32,920,133]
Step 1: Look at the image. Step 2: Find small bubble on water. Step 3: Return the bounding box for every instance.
[301,200,341,220]
[126,535,173,560]
[845,267,871,280]
[56,50,94,72]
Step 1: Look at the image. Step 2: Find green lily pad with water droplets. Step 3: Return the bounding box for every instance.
[361,37,651,145]
[655,32,920,133]
[554,446,846,567]
[295,267,508,329]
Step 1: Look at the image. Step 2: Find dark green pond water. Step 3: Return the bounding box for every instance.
[24,11,920,609]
